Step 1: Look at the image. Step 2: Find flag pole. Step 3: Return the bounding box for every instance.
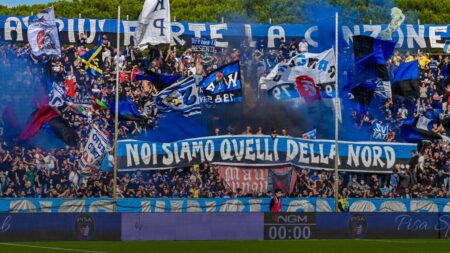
[113,5,121,212]
[333,11,340,211]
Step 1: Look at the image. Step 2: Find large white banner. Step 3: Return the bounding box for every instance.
[27,7,61,56]
[134,0,171,48]
[80,125,110,173]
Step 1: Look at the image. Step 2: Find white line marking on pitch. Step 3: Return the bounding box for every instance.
[0,243,109,253]
[361,239,417,244]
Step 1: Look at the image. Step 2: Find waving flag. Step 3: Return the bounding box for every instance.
[155,77,201,116]
[350,80,378,113]
[47,116,79,147]
[401,112,444,142]
[199,61,242,104]
[80,36,103,76]
[92,98,108,110]
[67,102,92,116]
[27,7,61,56]
[19,105,59,141]
[135,71,181,90]
[134,0,171,48]
[80,125,111,174]
[110,94,144,121]
[19,105,79,146]
[262,49,336,102]
[352,35,396,99]
[392,60,420,97]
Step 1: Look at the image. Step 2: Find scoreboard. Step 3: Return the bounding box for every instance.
[264,213,317,240]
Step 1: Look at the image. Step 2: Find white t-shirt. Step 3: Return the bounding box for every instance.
[44,155,55,170]
[418,156,425,171]
[114,55,125,69]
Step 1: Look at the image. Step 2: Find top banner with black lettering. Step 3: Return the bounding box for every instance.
[118,136,416,173]
[0,15,449,50]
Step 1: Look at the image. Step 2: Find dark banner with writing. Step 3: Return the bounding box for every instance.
[191,37,216,52]
[118,136,416,172]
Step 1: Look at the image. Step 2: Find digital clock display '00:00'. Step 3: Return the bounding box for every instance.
[263,213,317,240]
[265,225,313,240]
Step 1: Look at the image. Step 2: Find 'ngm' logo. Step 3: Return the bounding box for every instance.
[273,214,309,224]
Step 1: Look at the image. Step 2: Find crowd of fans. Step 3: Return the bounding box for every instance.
[0,33,448,199]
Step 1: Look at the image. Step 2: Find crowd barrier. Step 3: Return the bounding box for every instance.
[2,198,450,213]
[2,212,450,241]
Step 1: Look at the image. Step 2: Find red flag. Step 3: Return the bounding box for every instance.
[19,105,79,146]
[295,75,321,103]
[19,105,59,140]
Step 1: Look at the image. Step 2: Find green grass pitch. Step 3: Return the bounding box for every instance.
[0,240,449,253]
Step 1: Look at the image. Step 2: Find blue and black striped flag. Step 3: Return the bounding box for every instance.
[392,60,420,97]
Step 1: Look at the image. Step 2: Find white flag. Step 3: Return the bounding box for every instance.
[80,125,111,174]
[27,7,61,56]
[134,0,171,49]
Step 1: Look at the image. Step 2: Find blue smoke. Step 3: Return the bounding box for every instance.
[0,43,66,149]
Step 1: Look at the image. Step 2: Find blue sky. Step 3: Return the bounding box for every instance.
[0,0,57,7]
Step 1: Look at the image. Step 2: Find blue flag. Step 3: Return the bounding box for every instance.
[393,60,420,82]
[352,36,395,98]
[401,117,425,143]
[154,77,201,117]
[101,154,113,172]
[350,80,378,113]
[199,61,242,104]
[135,71,182,89]
[401,112,442,142]
[110,95,143,121]
[354,36,396,66]
[392,60,420,97]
